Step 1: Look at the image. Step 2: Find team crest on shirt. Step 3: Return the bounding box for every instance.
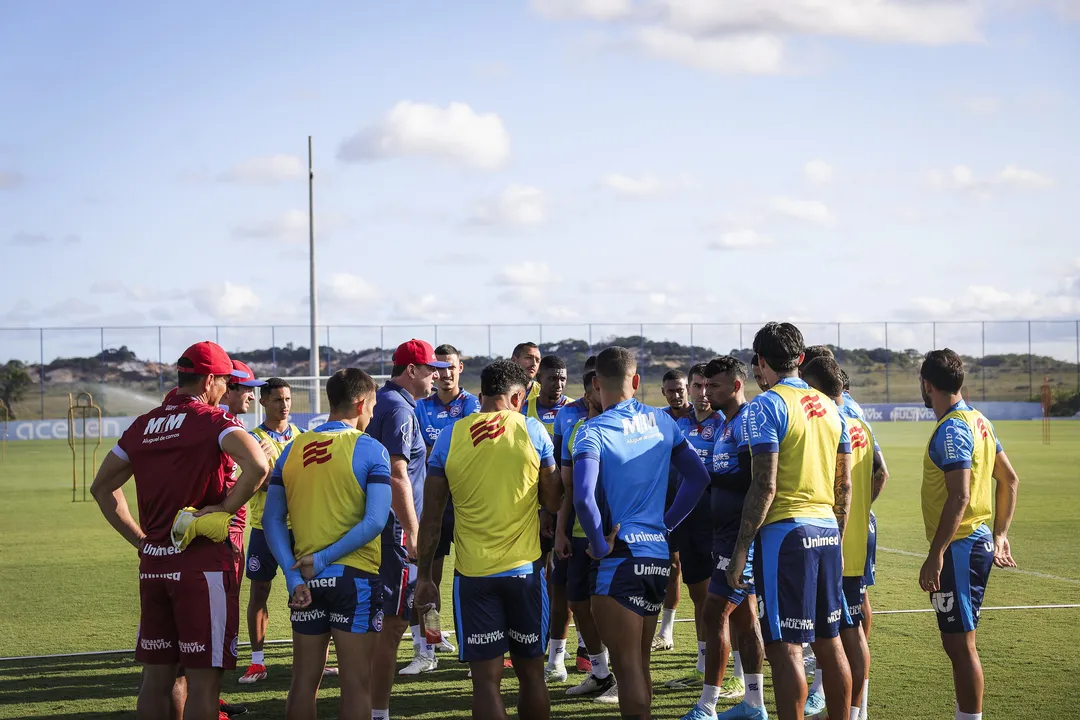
[449,404,462,418]
[701,425,715,441]
[400,421,414,446]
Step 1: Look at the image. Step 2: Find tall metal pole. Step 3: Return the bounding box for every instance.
[308,136,321,414]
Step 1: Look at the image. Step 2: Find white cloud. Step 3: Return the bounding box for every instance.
[709,229,773,250]
[769,197,837,227]
[636,26,787,74]
[997,165,1055,189]
[232,210,347,243]
[321,273,380,306]
[955,95,1001,115]
[656,0,984,45]
[218,154,305,185]
[907,258,1080,320]
[494,261,558,287]
[193,283,261,321]
[338,101,511,171]
[928,164,1055,195]
[0,170,24,190]
[804,159,834,184]
[603,173,664,197]
[470,185,548,227]
[530,0,633,20]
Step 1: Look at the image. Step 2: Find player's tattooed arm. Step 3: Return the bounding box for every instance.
[416,471,450,581]
[734,452,778,559]
[871,448,889,502]
[833,452,852,539]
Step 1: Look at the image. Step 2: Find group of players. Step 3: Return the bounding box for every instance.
[90,322,1020,720]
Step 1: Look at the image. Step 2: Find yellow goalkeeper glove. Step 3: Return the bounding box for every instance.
[171,506,233,551]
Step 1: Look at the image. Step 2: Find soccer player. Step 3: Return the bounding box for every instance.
[522,354,570,433]
[262,368,393,720]
[656,368,693,650]
[512,341,543,405]
[367,339,449,714]
[749,354,769,393]
[802,357,884,720]
[679,356,768,720]
[415,360,563,720]
[666,363,725,692]
[572,346,712,719]
[918,350,1019,720]
[408,343,480,668]
[240,378,302,684]
[547,356,598,683]
[221,360,266,585]
[90,341,269,720]
[726,323,853,720]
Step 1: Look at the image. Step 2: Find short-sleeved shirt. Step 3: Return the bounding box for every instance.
[429,412,555,576]
[710,403,753,528]
[553,398,588,466]
[414,390,481,448]
[572,398,687,558]
[747,377,850,525]
[841,391,865,420]
[523,395,570,437]
[114,394,246,571]
[368,381,427,519]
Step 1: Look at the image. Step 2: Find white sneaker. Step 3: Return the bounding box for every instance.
[434,638,456,653]
[545,662,568,683]
[567,673,616,697]
[399,654,437,675]
[651,634,674,651]
[593,678,620,704]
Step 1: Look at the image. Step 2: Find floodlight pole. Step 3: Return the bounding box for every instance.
[308,136,321,414]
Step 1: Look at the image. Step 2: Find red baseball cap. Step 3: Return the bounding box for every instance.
[392,339,452,368]
[231,360,267,387]
[177,341,246,378]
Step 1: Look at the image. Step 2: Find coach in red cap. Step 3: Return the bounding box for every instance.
[91,341,270,720]
[368,340,450,711]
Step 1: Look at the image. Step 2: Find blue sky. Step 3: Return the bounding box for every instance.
[1,0,1078,361]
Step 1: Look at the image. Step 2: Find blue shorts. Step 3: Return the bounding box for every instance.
[709,534,755,605]
[933,525,994,634]
[551,538,592,603]
[673,504,713,585]
[591,554,669,617]
[246,528,293,582]
[290,565,384,635]
[753,518,844,645]
[840,576,866,631]
[380,519,415,618]
[453,560,548,663]
[863,511,877,587]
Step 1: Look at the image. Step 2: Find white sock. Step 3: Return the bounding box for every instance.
[733,650,744,680]
[699,684,721,713]
[251,649,264,665]
[744,673,764,708]
[810,668,824,695]
[660,608,676,638]
[956,712,982,720]
[696,641,707,673]
[420,636,434,659]
[372,711,389,720]
[860,679,869,717]
[548,638,566,666]
[590,650,611,679]
[849,709,860,720]
[410,625,421,645]
[578,635,586,650]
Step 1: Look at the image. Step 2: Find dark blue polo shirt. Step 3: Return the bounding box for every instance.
[368,380,427,518]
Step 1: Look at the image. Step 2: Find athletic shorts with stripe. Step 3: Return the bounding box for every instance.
[709,490,755,604]
[932,524,994,634]
[246,528,294,582]
[290,566,384,635]
[673,502,713,586]
[839,577,866,630]
[753,518,844,645]
[551,537,592,603]
[380,518,416,618]
[453,560,548,663]
[863,510,877,587]
[136,569,240,669]
[591,550,669,617]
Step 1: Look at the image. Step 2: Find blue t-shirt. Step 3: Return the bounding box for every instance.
[675,411,723,514]
[573,398,687,558]
[928,400,1003,472]
[428,415,555,471]
[841,391,864,420]
[368,381,428,519]
[712,403,752,490]
[746,377,852,455]
[553,398,588,466]
[414,390,481,447]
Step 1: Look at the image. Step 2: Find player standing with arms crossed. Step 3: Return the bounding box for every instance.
[262,368,392,720]
[415,360,563,720]
[572,347,712,720]
[90,342,269,720]
[918,350,1019,720]
[367,340,449,717]
[726,323,853,720]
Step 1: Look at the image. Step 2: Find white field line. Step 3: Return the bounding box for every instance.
[3,605,1079,662]
[878,545,1080,586]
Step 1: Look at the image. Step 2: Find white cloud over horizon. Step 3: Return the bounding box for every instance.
[218,154,306,185]
[470,185,548,227]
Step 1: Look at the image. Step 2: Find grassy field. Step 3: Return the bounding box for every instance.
[1,422,1078,719]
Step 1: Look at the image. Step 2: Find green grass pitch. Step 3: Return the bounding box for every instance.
[1,422,1077,719]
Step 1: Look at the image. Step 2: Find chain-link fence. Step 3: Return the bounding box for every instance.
[1,321,1077,420]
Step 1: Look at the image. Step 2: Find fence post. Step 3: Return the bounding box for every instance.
[539,324,543,346]
[271,326,277,375]
[215,326,220,344]
[39,328,45,420]
[738,324,743,354]
[434,324,438,347]
[1076,320,1079,394]
[158,326,163,396]
[326,326,332,375]
[100,327,105,408]
[690,324,695,365]
[588,324,593,355]
[981,321,986,403]
[1028,321,1033,401]
[836,322,841,352]
[932,321,936,350]
[639,325,645,379]
[380,326,385,376]
[884,322,890,404]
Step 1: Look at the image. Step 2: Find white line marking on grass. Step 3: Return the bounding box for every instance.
[879,546,1080,586]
